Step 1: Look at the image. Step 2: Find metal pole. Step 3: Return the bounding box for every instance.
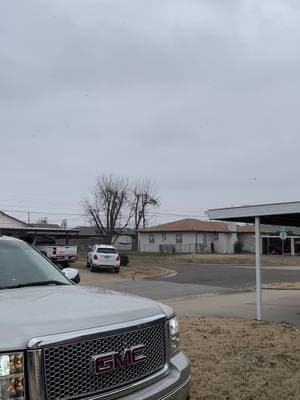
[291,237,295,256]
[255,216,262,320]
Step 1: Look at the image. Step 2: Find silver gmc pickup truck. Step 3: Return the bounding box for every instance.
[0,236,191,400]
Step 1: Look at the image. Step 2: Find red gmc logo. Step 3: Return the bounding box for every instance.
[93,344,146,375]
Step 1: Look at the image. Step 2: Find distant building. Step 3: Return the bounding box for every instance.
[138,218,300,255]
[0,211,79,243]
[66,226,135,252]
[138,218,237,254]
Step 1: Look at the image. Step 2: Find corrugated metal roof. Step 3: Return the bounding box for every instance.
[207,201,300,227]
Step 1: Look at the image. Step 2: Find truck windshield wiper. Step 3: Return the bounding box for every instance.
[0,280,69,289]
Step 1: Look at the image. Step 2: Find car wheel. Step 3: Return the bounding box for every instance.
[115,267,120,274]
[86,259,90,268]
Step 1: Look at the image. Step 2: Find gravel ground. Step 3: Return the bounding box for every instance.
[179,316,300,400]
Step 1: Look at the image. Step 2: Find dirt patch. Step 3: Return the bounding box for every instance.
[263,282,300,290]
[76,261,169,285]
[179,316,300,400]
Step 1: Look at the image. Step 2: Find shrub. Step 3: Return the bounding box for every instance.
[234,241,243,254]
[120,254,129,266]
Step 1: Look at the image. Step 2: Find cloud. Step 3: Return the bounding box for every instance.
[1,0,300,223]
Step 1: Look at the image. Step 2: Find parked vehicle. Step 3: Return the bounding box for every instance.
[25,236,78,267]
[0,235,191,400]
[87,244,121,273]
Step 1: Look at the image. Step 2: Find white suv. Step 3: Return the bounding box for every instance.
[87,244,120,273]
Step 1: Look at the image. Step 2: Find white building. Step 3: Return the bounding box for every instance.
[138,218,237,254]
[0,211,28,229]
[0,211,79,243]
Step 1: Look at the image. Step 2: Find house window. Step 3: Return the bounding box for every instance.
[162,233,167,241]
[149,234,155,244]
[214,233,219,241]
[176,232,182,244]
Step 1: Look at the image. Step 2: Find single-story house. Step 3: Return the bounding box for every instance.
[138,218,238,254]
[138,218,300,255]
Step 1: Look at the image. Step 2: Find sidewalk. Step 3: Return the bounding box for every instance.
[166,289,300,326]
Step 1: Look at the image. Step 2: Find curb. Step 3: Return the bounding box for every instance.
[124,268,177,281]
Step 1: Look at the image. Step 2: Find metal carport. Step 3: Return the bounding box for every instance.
[207,201,300,320]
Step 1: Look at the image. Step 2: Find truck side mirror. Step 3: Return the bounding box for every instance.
[62,268,81,284]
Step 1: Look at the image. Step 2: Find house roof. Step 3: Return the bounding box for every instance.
[237,224,278,234]
[139,218,231,233]
[236,224,300,235]
[0,211,29,227]
[31,223,61,229]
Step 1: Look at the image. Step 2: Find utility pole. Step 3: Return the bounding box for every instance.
[27,211,31,224]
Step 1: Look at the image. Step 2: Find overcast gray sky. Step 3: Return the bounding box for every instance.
[1,0,300,226]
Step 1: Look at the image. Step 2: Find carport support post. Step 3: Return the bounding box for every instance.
[291,237,295,256]
[255,216,262,320]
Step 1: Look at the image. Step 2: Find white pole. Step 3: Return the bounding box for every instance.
[255,216,262,320]
[291,237,295,256]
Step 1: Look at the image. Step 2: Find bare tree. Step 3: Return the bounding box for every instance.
[131,179,160,230]
[82,175,132,244]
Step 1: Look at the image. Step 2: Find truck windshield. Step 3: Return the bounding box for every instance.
[0,239,71,289]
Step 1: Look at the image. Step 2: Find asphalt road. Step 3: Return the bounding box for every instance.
[90,263,300,325]
[96,263,300,302]
[149,264,300,289]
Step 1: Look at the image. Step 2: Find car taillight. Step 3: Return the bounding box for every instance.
[53,247,57,255]
[93,254,98,260]
[116,255,120,261]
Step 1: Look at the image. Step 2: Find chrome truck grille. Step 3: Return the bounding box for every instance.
[41,319,167,400]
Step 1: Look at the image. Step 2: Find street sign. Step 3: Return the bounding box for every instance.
[279,226,288,233]
[279,231,288,241]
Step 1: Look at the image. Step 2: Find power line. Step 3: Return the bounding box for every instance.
[3,209,207,219]
[0,203,208,216]
[2,209,85,217]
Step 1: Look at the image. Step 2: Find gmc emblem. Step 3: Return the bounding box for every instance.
[93,344,146,375]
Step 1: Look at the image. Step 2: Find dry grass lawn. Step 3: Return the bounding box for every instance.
[176,254,300,266]
[262,282,300,290]
[179,316,300,400]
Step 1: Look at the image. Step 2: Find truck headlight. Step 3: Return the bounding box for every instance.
[0,353,25,400]
[169,317,180,355]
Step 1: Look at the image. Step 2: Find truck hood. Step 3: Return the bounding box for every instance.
[0,285,167,351]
